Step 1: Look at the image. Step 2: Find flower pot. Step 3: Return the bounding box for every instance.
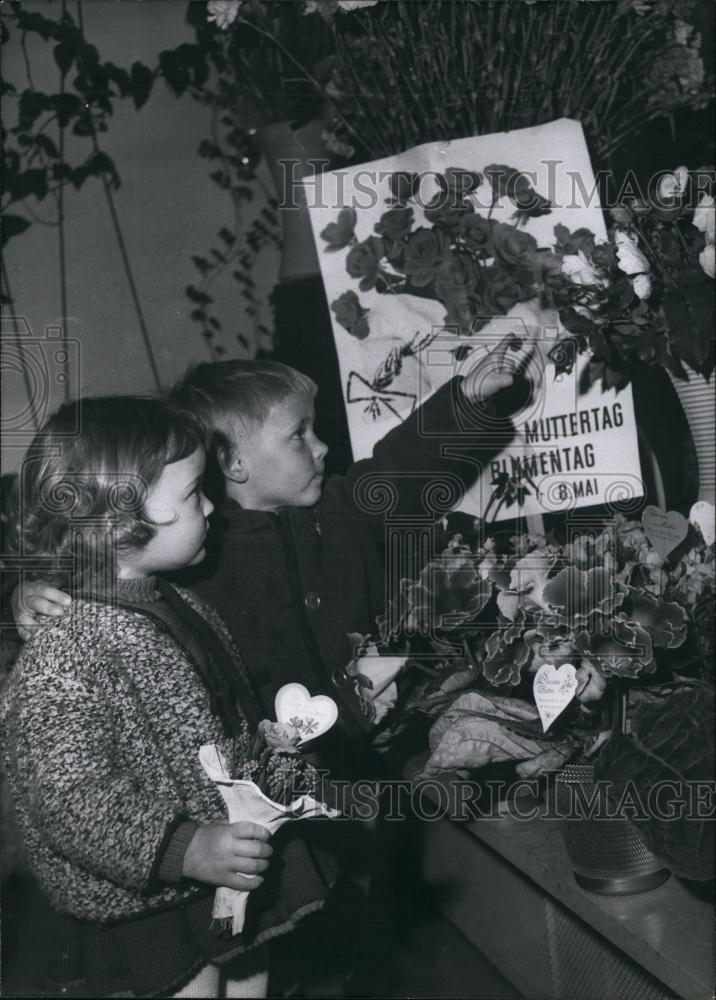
[257,119,332,282]
[555,763,670,896]
[666,366,716,505]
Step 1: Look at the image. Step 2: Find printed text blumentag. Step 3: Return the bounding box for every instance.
[533,663,578,732]
[274,683,338,744]
[690,501,715,547]
[642,505,688,559]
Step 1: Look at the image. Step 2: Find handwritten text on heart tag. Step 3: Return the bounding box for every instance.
[642,505,688,559]
[274,683,338,744]
[533,663,578,732]
[690,501,715,547]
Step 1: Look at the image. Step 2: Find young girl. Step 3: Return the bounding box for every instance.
[0,397,336,999]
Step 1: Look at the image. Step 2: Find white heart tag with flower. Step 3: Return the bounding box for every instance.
[274,683,338,743]
[533,663,578,732]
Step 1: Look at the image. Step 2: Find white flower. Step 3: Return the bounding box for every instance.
[657,165,689,201]
[632,273,652,299]
[614,230,649,276]
[303,0,319,12]
[338,0,379,9]
[207,0,241,30]
[561,251,602,286]
[699,243,715,278]
[693,194,716,244]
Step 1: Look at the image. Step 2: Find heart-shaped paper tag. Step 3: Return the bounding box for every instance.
[690,501,715,547]
[642,505,688,558]
[274,683,338,744]
[533,663,578,732]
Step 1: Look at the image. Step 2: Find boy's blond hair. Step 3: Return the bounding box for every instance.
[170,360,317,463]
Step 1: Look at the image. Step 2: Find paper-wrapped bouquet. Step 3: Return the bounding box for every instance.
[200,685,341,934]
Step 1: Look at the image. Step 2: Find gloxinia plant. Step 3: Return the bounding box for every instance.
[367,510,714,783]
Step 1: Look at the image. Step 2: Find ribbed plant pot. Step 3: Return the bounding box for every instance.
[257,120,332,282]
[666,366,716,505]
[555,763,670,896]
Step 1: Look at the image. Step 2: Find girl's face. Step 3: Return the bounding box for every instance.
[119,448,214,578]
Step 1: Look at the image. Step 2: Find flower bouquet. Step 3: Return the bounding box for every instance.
[364,508,714,879]
[200,713,340,934]
[550,166,715,390]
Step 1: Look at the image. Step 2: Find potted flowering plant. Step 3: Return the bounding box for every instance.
[359,510,714,882]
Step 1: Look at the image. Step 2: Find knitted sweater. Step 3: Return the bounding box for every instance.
[0,581,314,924]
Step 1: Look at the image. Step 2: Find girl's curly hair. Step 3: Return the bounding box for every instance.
[10,396,205,594]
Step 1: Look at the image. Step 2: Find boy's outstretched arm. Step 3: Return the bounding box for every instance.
[333,332,526,532]
[11,581,72,641]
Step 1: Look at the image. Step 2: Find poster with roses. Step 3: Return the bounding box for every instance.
[305,118,644,518]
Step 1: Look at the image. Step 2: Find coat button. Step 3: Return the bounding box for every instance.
[332,667,349,688]
[303,592,321,611]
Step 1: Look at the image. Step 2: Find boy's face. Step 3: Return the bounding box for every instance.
[230,391,328,512]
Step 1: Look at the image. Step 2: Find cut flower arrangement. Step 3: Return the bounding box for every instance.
[356,510,715,880]
[551,165,715,390]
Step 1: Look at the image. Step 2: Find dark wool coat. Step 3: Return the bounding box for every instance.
[180,377,514,742]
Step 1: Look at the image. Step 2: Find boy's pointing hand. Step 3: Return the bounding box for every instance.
[460,332,525,402]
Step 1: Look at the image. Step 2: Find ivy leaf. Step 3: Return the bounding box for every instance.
[103,62,132,99]
[158,48,191,96]
[18,90,51,131]
[72,115,95,138]
[52,92,83,128]
[52,162,74,183]
[85,151,119,188]
[15,9,62,41]
[159,44,208,96]
[17,169,48,201]
[34,134,59,158]
[130,61,154,109]
[2,214,31,241]
[72,152,119,190]
[54,39,79,76]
